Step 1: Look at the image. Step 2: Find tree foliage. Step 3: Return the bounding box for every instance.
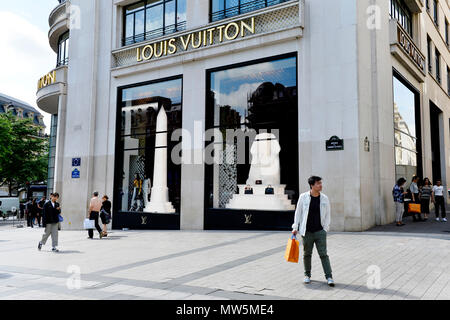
[0,111,48,196]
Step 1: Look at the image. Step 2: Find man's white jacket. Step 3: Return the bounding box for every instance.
[292,191,331,236]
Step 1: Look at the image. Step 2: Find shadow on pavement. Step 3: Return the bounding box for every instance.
[304,280,420,299]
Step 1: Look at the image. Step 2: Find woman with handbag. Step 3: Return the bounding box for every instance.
[100,195,112,238]
[420,178,432,221]
[409,176,423,222]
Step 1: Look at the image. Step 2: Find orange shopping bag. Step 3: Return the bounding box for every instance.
[284,235,300,263]
[408,203,421,214]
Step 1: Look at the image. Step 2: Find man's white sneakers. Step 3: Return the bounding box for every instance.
[304,277,311,284]
[327,278,335,287]
[443,218,448,222]
[436,218,440,222]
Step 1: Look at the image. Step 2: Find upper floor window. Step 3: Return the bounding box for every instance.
[435,48,441,83]
[427,36,432,72]
[433,0,438,26]
[389,0,413,37]
[123,0,186,46]
[211,0,288,22]
[445,19,449,46]
[57,31,69,67]
[447,67,450,95]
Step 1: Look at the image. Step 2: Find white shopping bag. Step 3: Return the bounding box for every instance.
[83,219,95,230]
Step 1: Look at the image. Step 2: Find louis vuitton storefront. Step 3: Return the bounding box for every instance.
[108,0,303,231]
[49,0,449,232]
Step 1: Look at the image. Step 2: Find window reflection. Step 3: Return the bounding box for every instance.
[393,76,418,181]
[117,78,182,214]
[124,0,187,46]
[206,56,298,212]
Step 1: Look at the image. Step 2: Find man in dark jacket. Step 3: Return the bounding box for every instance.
[38,193,61,252]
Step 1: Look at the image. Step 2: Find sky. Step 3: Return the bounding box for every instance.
[0,0,57,133]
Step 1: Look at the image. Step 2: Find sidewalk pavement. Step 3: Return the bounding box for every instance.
[0,218,449,300]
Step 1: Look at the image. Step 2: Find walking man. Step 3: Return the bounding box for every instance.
[432,180,447,222]
[38,193,61,252]
[292,176,334,287]
[87,192,103,239]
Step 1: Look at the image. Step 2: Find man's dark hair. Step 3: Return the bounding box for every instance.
[93,192,99,197]
[396,177,406,186]
[308,176,322,189]
[53,193,60,198]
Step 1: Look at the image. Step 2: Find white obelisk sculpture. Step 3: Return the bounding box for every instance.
[145,107,175,213]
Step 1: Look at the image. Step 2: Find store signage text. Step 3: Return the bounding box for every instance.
[397,26,425,72]
[326,136,344,151]
[37,71,56,90]
[136,17,255,62]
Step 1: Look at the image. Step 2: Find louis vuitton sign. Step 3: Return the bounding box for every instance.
[397,25,425,73]
[136,17,255,62]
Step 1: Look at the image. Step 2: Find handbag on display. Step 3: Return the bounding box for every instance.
[244,186,253,195]
[83,218,95,230]
[255,180,262,185]
[265,185,274,195]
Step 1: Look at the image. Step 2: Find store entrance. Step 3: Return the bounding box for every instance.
[430,102,443,183]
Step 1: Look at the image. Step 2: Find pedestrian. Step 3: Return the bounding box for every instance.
[38,193,61,252]
[409,176,423,222]
[87,192,103,239]
[25,200,32,227]
[432,180,447,222]
[37,196,46,227]
[393,177,408,226]
[19,202,25,220]
[420,178,432,221]
[292,176,334,287]
[29,199,38,228]
[100,195,112,238]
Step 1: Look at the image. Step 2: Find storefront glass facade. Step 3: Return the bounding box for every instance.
[393,73,421,182]
[113,77,182,229]
[205,54,298,230]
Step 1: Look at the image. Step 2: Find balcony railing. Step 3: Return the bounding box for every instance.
[56,58,69,68]
[123,21,187,46]
[210,0,290,22]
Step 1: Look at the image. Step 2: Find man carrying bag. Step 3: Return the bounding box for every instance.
[292,176,334,287]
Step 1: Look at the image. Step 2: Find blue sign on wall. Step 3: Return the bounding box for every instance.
[72,169,80,179]
[72,158,81,167]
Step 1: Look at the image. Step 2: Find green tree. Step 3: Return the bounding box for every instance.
[0,111,48,196]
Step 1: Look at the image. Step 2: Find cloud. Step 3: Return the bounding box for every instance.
[0,11,56,132]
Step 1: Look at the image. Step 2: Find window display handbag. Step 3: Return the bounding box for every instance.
[284,235,299,263]
[83,218,95,230]
[408,203,421,214]
[255,180,262,185]
[265,185,274,195]
[244,186,253,194]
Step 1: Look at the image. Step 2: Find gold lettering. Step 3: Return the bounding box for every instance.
[207,28,216,45]
[225,22,239,40]
[142,45,154,60]
[203,30,207,46]
[241,17,255,37]
[191,32,202,48]
[217,25,226,43]
[137,47,143,62]
[168,38,177,54]
[181,34,191,50]
[154,42,164,58]
[164,40,168,56]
